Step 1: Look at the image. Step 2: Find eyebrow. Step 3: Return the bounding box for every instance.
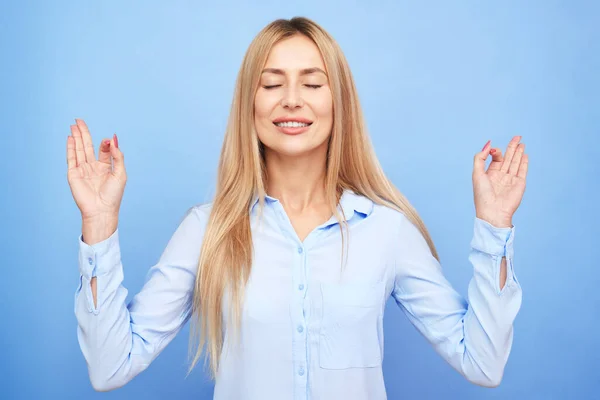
[261,67,327,76]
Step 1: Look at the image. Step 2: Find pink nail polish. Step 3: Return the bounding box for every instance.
[114,134,119,148]
[482,140,490,151]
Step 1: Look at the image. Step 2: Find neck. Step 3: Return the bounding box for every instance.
[264,146,328,211]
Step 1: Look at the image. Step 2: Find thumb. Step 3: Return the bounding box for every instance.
[98,138,112,165]
[473,140,491,176]
[110,133,126,178]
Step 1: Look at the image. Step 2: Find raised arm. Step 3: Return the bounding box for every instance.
[391,135,528,387]
[66,118,208,390]
[391,215,522,387]
[74,205,208,391]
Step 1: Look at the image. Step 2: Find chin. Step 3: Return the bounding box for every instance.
[265,142,317,157]
[258,128,330,158]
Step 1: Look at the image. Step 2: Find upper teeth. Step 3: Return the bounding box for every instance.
[276,121,310,128]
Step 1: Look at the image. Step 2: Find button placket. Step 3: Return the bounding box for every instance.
[292,241,309,391]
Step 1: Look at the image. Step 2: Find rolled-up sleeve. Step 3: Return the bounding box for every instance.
[74,205,209,391]
[391,216,522,388]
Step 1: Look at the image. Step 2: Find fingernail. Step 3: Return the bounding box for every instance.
[490,149,496,154]
[114,133,119,148]
[482,140,490,151]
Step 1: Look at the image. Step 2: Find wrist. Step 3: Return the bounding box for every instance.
[476,213,512,228]
[81,213,119,245]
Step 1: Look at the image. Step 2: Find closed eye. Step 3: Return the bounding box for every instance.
[262,84,322,89]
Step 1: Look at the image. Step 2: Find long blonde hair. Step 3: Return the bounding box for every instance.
[186,16,439,379]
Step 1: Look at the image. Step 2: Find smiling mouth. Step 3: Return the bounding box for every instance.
[273,121,313,128]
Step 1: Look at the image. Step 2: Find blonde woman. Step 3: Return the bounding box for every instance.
[68,17,527,399]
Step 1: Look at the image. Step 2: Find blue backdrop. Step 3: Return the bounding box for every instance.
[2,1,598,399]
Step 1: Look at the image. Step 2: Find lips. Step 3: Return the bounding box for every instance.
[272,117,313,125]
[272,117,313,136]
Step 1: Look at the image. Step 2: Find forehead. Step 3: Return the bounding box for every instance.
[264,34,326,71]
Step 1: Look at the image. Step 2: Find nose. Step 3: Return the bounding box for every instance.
[280,85,304,109]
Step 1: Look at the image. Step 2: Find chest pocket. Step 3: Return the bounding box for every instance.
[319,281,385,369]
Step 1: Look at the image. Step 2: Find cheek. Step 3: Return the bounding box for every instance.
[254,91,277,121]
[254,94,267,119]
[313,92,333,122]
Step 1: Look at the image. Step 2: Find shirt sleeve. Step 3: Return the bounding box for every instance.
[74,205,209,391]
[391,215,522,388]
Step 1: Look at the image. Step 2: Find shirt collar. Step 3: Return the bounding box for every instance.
[248,191,278,214]
[249,188,373,218]
[339,189,374,218]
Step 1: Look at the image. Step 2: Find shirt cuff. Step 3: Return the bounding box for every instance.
[78,228,121,280]
[470,217,515,258]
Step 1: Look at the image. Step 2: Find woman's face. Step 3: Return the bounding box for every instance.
[254,34,333,158]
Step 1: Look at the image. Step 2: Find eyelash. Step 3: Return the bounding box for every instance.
[262,84,322,89]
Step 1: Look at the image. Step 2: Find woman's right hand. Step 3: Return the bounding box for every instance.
[67,119,127,243]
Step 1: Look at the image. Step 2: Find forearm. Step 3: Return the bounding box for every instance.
[75,265,144,391]
[76,228,145,391]
[82,217,118,309]
[448,219,520,385]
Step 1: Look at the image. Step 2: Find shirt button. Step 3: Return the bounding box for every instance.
[297,246,303,254]
[88,257,93,265]
[298,366,305,376]
[297,325,304,333]
[298,284,304,291]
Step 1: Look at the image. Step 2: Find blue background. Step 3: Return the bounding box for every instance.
[2,1,598,399]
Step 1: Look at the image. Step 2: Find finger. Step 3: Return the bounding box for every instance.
[473,140,491,176]
[109,134,126,178]
[70,124,86,166]
[75,118,96,161]
[98,138,112,165]
[500,135,522,173]
[508,143,525,175]
[486,148,504,172]
[517,153,529,179]
[67,136,77,170]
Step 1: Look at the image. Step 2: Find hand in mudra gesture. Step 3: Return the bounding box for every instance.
[472,135,529,228]
[66,119,127,222]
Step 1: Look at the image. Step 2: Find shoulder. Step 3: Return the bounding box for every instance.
[175,202,214,233]
[369,202,412,233]
[160,202,215,256]
[369,202,430,252]
[188,202,214,219]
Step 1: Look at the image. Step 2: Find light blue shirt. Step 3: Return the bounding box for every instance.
[74,189,522,399]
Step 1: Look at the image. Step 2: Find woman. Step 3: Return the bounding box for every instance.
[68,17,527,399]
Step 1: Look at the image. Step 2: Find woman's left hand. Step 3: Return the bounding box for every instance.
[472,135,529,228]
